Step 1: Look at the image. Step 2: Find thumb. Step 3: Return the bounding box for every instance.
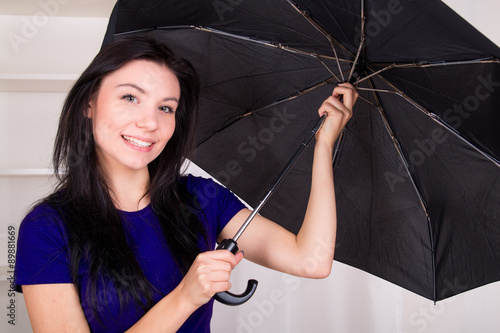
[234,251,244,265]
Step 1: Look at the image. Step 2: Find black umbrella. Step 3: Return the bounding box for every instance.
[102,0,500,303]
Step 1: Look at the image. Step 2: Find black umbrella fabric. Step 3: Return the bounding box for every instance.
[102,0,500,302]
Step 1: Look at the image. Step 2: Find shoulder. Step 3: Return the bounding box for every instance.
[21,201,65,227]
[181,174,237,205]
[181,174,221,197]
[180,174,246,227]
[16,201,72,289]
[19,201,68,245]
[181,173,217,189]
[23,201,64,221]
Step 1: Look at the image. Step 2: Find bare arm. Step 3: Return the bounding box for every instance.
[219,83,358,278]
[22,250,243,332]
[23,284,90,333]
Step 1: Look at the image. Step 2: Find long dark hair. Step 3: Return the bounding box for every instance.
[45,35,207,320]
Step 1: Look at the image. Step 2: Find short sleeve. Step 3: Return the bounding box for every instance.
[183,175,246,235]
[15,204,72,291]
[213,179,247,234]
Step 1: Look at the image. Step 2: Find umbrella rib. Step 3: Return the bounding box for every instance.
[366,86,429,212]
[369,57,499,69]
[317,55,342,83]
[240,68,351,117]
[193,26,352,64]
[195,72,350,148]
[367,79,437,301]
[347,0,366,82]
[353,58,500,86]
[287,0,357,82]
[357,94,377,107]
[325,0,365,163]
[353,64,399,85]
[119,24,353,63]
[358,83,500,168]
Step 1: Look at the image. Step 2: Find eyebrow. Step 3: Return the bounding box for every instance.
[116,83,179,103]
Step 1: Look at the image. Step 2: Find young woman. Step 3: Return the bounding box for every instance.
[15,35,358,332]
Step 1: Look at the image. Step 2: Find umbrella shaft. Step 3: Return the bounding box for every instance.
[232,114,327,241]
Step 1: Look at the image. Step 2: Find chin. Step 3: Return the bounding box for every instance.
[122,159,151,171]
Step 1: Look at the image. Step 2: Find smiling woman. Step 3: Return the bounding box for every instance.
[13,33,357,332]
[13,36,226,332]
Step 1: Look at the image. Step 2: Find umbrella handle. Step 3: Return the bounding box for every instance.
[213,238,258,306]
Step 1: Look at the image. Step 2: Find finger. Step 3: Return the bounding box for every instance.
[212,281,232,293]
[234,251,244,265]
[332,85,357,112]
[205,250,240,270]
[340,83,359,107]
[319,98,351,120]
[209,260,233,274]
[208,249,238,262]
[337,82,358,94]
[208,271,233,294]
[333,83,358,102]
[209,270,232,283]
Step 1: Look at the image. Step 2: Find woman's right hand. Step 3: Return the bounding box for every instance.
[176,250,244,308]
[127,250,243,331]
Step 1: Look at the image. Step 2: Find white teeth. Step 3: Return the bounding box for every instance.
[123,135,152,148]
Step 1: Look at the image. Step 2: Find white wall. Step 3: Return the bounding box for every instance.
[1,1,499,332]
[0,2,114,332]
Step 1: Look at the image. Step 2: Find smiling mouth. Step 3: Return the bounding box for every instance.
[122,135,153,148]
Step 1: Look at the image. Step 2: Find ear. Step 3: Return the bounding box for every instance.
[86,102,93,118]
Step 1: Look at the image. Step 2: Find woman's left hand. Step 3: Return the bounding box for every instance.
[316,83,358,149]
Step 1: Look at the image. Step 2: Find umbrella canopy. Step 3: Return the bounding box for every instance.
[102,0,500,302]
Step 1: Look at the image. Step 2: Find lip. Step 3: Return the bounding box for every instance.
[121,135,156,152]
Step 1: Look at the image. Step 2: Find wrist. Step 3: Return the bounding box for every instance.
[314,136,336,154]
[125,280,199,332]
[170,281,199,316]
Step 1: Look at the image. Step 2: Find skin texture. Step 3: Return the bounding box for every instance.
[22,59,358,332]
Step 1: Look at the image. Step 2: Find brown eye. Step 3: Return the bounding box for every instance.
[159,105,174,113]
[122,94,138,103]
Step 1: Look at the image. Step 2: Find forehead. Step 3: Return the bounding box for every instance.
[101,59,180,94]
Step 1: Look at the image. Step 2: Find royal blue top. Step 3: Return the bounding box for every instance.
[15,175,245,332]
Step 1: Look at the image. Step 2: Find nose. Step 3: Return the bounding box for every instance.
[135,104,159,131]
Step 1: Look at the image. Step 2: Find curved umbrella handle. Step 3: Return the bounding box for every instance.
[213,239,258,306]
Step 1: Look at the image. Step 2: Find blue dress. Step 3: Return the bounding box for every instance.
[15,175,245,332]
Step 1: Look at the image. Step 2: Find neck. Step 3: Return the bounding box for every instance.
[102,166,151,212]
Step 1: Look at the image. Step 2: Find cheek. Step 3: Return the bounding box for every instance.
[157,121,176,152]
[92,105,123,140]
[94,117,117,139]
[161,117,176,139]
[169,120,176,137]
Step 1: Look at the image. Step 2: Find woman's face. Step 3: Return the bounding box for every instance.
[89,59,180,174]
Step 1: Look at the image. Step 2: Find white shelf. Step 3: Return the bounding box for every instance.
[0,169,55,176]
[0,73,78,92]
[1,0,116,18]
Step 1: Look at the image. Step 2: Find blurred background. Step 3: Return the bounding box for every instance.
[1,0,499,332]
